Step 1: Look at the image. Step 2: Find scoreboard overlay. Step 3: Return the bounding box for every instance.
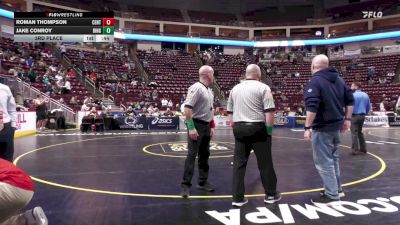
[14,12,114,42]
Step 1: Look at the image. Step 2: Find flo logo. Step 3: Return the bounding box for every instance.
[206,196,400,224]
[362,11,383,18]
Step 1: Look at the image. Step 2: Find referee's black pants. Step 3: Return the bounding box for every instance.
[351,114,367,153]
[182,119,211,187]
[0,123,15,162]
[232,122,277,201]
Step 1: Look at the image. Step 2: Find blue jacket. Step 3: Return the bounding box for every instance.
[304,67,354,131]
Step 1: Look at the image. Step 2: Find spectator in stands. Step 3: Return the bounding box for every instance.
[90,71,97,81]
[161,98,168,108]
[295,107,304,116]
[280,94,288,102]
[67,69,77,79]
[88,107,97,116]
[83,96,91,105]
[367,78,375,86]
[379,76,387,84]
[79,50,84,60]
[55,72,63,82]
[52,81,61,95]
[60,44,66,57]
[367,67,374,80]
[180,94,186,104]
[26,56,34,67]
[163,108,174,117]
[168,99,173,108]
[152,90,158,101]
[380,100,386,112]
[62,79,72,94]
[70,96,77,106]
[44,82,53,95]
[26,68,37,83]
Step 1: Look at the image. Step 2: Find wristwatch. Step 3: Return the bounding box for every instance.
[345,118,352,121]
[304,126,311,131]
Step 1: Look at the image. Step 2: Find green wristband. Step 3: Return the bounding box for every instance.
[187,119,195,130]
[266,125,273,135]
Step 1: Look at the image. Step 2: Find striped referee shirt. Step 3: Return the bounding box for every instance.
[184,82,214,122]
[227,79,275,122]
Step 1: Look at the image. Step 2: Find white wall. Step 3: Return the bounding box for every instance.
[223,46,244,55]
[137,41,162,51]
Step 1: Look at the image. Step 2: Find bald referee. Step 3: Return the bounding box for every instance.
[180,65,215,198]
[227,64,280,207]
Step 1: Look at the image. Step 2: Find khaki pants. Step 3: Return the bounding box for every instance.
[0,182,33,225]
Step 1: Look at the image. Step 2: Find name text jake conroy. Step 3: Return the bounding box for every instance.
[15,28,54,34]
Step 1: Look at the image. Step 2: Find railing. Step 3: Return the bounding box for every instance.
[120,103,127,111]
[108,95,115,102]
[260,66,273,87]
[131,53,150,84]
[212,80,225,101]
[98,86,106,100]
[84,76,98,94]
[6,76,77,125]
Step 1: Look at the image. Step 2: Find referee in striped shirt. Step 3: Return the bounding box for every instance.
[227,64,280,207]
[180,65,216,198]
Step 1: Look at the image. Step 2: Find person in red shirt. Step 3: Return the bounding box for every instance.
[0,158,48,225]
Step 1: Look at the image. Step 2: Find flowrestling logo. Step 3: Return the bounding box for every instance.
[362,11,383,19]
[206,196,400,225]
[151,117,173,125]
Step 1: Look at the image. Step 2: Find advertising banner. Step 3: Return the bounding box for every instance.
[15,111,36,132]
[115,116,147,130]
[344,49,361,56]
[363,116,389,127]
[214,116,231,127]
[383,45,400,54]
[147,116,179,130]
[388,116,400,127]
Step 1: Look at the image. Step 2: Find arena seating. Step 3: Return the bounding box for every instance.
[208,54,256,92]
[267,54,400,111]
[135,51,199,107]
[0,37,89,110]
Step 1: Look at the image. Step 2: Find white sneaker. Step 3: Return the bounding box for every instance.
[232,198,248,207]
[24,206,48,225]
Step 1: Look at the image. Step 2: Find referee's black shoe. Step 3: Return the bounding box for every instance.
[196,182,215,192]
[264,193,281,204]
[180,186,190,198]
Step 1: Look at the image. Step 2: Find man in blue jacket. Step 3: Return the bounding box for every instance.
[350,82,371,155]
[304,55,354,205]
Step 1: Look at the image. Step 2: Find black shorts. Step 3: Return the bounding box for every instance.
[36,110,47,120]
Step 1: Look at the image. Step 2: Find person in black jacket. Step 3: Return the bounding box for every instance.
[303,55,354,205]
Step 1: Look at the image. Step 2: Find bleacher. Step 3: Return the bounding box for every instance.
[267,54,400,111]
[0,37,89,110]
